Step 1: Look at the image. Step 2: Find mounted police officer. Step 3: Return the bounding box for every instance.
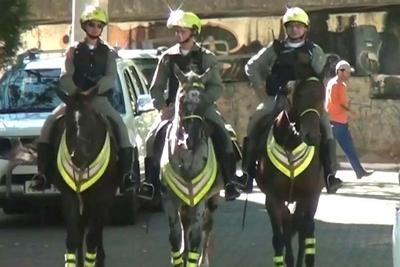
[33,5,138,191]
[138,10,241,201]
[243,7,343,193]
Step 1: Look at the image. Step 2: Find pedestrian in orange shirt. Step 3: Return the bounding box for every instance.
[326,60,374,179]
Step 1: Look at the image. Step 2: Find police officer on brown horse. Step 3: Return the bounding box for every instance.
[33,5,138,191]
[243,7,343,194]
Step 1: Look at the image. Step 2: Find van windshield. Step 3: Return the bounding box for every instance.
[0,68,62,113]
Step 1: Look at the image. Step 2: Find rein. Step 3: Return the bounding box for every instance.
[299,76,322,119]
[183,114,203,121]
[300,108,320,118]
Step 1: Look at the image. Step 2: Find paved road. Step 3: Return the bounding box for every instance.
[0,170,398,267]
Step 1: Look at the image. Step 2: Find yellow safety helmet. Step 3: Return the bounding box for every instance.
[80,5,108,25]
[282,7,309,27]
[167,10,202,34]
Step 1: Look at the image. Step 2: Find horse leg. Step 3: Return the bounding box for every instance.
[62,193,82,267]
[77,214,86,267]
[185,202,206,267]
[85,200,108,267]
[294,197,318,267]
[282,205,294,267]
[265,196,285,267]
[162,192,184,267]
[294,201,307,267]
[96,230,105,267]
[303,197,319,267]
[200,196,218,267]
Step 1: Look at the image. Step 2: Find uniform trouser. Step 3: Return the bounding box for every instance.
[38,96,132,148]
[245,95,334,166]
[146,105,233,158]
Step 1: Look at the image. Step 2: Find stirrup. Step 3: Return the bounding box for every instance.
[137,182,155,200]
[233,172,249,190]
[120,172,139,193]
[30,174,48,191]
[224,182,240,201]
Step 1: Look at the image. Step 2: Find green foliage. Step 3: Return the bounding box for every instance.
[0,0,32,68]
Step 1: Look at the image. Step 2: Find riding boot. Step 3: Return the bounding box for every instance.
[31,142,53,190]
[118,147,140,194]
[137,156,160,200]
[220,152,241,201]
[321,139,343,194]
[241,137,255,193]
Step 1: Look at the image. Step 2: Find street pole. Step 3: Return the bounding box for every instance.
[71,0,109,44]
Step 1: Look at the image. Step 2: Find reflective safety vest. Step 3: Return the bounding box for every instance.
[73,42,109,91]
[165,49,204,106]
[267,39,314,96]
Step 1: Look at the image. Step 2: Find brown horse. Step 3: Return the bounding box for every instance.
[47,88,119,267]
[255,75,325,267]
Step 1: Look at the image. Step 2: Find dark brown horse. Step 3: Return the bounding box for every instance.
[48,88,119,267]
[256,75,325,267]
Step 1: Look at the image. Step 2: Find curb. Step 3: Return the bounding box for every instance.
[338,161,400,172]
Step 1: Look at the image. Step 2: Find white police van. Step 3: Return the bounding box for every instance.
[0,49,157,223]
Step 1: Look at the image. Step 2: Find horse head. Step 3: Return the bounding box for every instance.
[273,109,302,151]
[171,64,212,152]
[63,87,107,169]
[291,62,325,146]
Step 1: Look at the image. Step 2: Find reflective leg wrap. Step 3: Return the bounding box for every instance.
[64,253,76,267]
[305,238,316,255]
[186,251,200,267]
[273,255,284,267]
[83,251,96,267]
[171,250,183,266]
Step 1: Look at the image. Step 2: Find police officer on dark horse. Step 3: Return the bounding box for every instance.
[138,10,242,201]
[243,6,343,194]
[31,5,139,191]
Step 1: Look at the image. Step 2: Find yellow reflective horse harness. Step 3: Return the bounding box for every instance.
[266,77,320,179]
[161,114,218,207]
[57,130,111,193]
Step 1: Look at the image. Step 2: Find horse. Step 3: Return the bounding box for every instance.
[159,65,225,267]
[47,88,119,267]
[255,73,325,267]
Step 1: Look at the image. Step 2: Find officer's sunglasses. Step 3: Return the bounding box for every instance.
[87,21,104,29]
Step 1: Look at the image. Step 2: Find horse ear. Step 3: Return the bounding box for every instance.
[199,67,212,84]
[275,110,289,128]
[173,64,186,83]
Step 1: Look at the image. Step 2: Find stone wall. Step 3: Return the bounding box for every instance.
[216,78,400,163]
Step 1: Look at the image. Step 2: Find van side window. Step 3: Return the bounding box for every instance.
[128,65,145,95]
[110,78,126,114]
[123,69,137,111]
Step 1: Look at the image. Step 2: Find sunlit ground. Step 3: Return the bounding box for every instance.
[223,170,400,226]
